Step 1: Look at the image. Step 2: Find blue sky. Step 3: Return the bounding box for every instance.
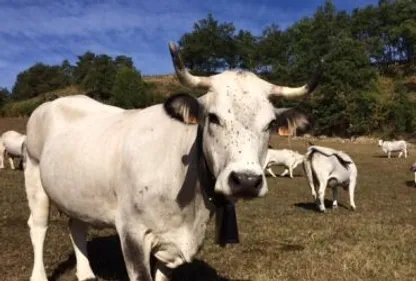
[0,0,378,90]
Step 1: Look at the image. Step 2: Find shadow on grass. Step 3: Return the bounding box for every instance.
[49,234,233,281]
[294,199,349,212]
[405,180,415,188]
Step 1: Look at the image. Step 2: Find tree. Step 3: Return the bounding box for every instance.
[111,67,148,109]
[178,13,237,73]
[0,87,10,110]
[12,63,71,100]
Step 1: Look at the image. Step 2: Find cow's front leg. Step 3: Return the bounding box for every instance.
[68,219,96,281]
[388,151,391,158]
[116,221,153,281]
[154,261,172,281]
[280,168,289,177]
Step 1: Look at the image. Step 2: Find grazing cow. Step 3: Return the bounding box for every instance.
[23,41,323,281]
[378,139,407,158]
[303,145,357,212]
[264,149,304,178]
[0,130,26,170]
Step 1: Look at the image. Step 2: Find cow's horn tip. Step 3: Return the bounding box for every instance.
[168,41,177,53]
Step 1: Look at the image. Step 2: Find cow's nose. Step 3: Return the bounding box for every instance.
[229,172,263,190]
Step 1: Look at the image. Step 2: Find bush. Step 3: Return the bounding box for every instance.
[110,67,148,109]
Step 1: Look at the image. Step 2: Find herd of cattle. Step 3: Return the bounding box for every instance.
[0,41,413,281]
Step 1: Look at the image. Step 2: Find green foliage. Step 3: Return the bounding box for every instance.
[111,67,148,109]
[12,63,71,100]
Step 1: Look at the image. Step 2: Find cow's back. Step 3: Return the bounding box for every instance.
[26,95,124,160]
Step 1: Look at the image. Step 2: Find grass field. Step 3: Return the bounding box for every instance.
[1,118,416,281]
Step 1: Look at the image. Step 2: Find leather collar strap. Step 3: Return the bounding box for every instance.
[196,127,239,246]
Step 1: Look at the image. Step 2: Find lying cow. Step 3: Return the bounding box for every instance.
[23,41,322,281]
[303,145,357,212]
[264,149,304,178]
[378,139,407,158]
[0,130,26,170]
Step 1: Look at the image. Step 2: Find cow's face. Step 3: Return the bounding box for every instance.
[165,42,322,200]
[378,139,384,146]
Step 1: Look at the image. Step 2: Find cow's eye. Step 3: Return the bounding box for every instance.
[264,119,277,132]
[208,113,221,126]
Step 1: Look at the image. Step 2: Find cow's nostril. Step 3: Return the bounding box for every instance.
[229,171,241,186]
[252,175,263,189]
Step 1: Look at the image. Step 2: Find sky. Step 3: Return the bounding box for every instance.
[0,0,379,90]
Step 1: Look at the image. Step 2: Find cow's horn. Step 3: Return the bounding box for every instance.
[168,41,211,90]
[269,59,324,98]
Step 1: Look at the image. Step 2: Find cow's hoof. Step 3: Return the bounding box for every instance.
[332,204,338,209]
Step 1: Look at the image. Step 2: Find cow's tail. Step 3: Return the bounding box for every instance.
[20,140,27,170]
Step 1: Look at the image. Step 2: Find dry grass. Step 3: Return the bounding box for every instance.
[1,118,416,281]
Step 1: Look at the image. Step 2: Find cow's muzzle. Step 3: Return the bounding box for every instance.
[228,171,264,198]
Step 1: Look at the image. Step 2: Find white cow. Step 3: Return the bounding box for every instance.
[0,130,26,170]
[303,145,357,212]
[264,149,304,178]
[23,41,323,281]
[378,139,407,158]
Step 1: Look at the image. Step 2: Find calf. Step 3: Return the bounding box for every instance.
[303,145,357,212]
[378,139,407,158]
[264,149,304,178]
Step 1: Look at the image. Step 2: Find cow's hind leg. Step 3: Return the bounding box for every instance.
[331,185,339,209]
[267,167,277,178]
[24,156,50,281]
[0,145,4,169]
[7,152,15,169]
[398,151,403,158]
[69,219,96,281]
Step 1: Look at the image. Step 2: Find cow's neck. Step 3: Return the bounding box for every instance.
[196,126,227,207]
[196,126,240,246]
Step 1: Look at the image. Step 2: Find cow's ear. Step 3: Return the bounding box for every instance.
[164,93,202,125]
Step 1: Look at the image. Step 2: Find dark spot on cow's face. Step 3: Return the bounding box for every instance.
[145,186,149,191]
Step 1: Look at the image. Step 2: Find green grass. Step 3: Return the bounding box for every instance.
[1,118,415,281]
